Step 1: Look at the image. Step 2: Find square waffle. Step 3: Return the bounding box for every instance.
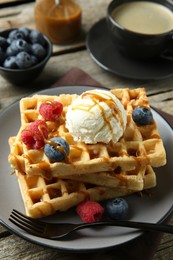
[62,166,152,190]
[15,165,156,218]
[8,88,166,180]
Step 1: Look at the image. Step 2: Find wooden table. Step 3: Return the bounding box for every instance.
[0,0,173,259]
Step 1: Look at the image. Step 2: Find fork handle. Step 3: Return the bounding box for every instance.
[75,220,173,234]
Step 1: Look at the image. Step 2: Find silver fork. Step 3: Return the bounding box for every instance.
[9,209,173,239]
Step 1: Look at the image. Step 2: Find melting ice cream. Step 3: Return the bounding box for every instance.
[66,89,127,144]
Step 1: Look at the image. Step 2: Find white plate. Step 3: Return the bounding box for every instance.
[0,86,173,252]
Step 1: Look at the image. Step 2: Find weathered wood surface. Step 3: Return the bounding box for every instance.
[1,50,173,114]
[0,1,173,259]
[0,0,110,54]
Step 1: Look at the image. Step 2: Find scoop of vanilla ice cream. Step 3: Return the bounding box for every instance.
[65,89,127,144]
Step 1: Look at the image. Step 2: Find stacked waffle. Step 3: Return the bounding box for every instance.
[8,88,166,218]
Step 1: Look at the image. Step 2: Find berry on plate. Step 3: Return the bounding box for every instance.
[39,101,63,121]
[21,120,48,149]
[76,201,104,223]
[44,137,69,162]
[105,198,129,220]
[132,106,153,125]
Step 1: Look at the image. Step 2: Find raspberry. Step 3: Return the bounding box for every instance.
[21,120,48,149]
[76,201,104,223]
[39,101,63,121]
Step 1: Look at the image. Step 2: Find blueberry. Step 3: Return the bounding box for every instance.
[16,52,32,69]
[0,27,48,71]
[6,45,14,56]
[105,198,129,220]
[29,29,46,46]
[18,27,31,40]
[44,137,70,162]
[31,43,46,60]
[31,55,38,66]
[8,29,25,43]
[9,39,31,56]
[3,56,18,69]
[0,36,9,49]
[132,106,153,125]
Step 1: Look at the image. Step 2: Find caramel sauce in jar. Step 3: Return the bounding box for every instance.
[34,0,82,44]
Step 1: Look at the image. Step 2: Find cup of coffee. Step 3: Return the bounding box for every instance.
[107,0,173,59]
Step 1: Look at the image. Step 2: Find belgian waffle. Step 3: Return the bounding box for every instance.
[15,165,156,218]
[62,165,156,190]
[8,88,166,180]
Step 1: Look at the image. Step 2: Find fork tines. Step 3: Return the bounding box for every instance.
[9,209,46,237]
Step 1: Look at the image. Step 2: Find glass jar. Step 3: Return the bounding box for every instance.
[34,0,82,44]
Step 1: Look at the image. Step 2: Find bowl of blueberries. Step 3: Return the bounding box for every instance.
[0,27,52,85]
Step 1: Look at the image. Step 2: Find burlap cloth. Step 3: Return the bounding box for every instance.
[49,67,173,260]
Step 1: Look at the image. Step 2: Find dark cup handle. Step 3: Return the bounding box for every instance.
[160,32,173,60]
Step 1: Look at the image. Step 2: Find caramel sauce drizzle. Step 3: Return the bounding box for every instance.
[45,139,69,163]
[72,91,125,133]
[25,112,68,159]
[37,161,52,179]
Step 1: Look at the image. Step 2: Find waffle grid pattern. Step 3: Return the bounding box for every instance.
[9,88,166,179]
[16,165,156,218]
[8,88,166,218]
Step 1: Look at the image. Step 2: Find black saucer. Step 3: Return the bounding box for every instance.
[86,18,173,80]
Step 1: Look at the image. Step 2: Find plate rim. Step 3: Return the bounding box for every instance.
[0,85,173,252]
